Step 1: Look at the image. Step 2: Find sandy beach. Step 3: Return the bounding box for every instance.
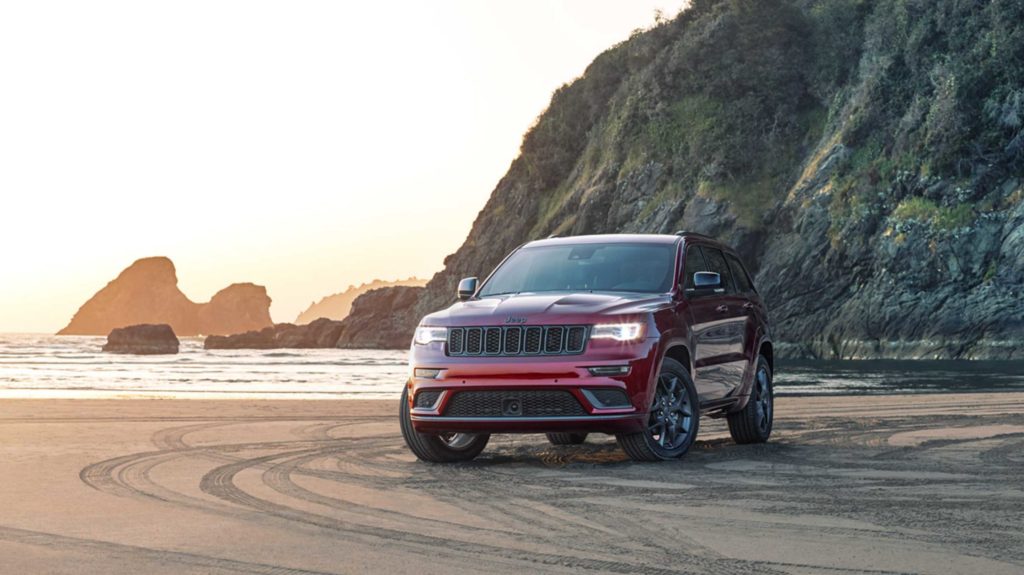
[1,394,1022,574]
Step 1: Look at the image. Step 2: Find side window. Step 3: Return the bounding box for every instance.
[701,248,736,294]
[682,245,710,290]
[726,254,755,294]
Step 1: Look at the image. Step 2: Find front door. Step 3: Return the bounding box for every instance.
[685,245,748,402]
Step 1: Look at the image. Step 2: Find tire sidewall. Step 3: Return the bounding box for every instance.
[755,355,774,439]
[400,387,489,462]
[726,354,774,444]
[642,357,700,459]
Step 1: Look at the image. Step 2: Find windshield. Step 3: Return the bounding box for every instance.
[478,242,676,297]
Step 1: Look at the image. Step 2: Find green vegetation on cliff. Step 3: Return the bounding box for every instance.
[351,0,1024,359]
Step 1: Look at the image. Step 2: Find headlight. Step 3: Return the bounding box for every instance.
[414,326,448,345]
[590,323,644,341]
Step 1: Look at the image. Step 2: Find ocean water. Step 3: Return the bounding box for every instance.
[0,334,408,400]
[1,334,1022,400]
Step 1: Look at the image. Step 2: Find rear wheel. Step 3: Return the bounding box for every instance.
[727,355,773,444]
[545,432,588,445]
[400,388,489,462]
[616,358,699,462]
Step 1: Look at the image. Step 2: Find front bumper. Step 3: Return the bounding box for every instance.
[410,412,645,434]
[406,337,659,435]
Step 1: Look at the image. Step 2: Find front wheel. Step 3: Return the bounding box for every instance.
[400,388,489,463]
[616,357,699,462]
[727,355,773,444]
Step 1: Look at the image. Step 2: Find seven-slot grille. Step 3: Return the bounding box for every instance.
[446,325,588,356]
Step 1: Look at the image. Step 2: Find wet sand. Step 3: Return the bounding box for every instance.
[1,394,1022,574]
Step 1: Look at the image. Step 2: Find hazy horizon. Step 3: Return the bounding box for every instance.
[0,0,687,333]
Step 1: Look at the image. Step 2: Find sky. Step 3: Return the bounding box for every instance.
[0,0,688,333]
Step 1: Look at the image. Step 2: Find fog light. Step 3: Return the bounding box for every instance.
[587,365,630,376]
[414,368,442,379]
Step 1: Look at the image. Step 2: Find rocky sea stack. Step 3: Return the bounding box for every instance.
[59,257,273,337]
[203,287,425,350]
[338,0,1024,359]
[102,324,179,355]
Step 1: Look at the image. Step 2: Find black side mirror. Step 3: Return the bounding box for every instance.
[457,277,478,301]
[686,272,723,296]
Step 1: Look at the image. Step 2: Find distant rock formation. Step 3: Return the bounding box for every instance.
[102,324,179,355]
[335,286,424,349]
[295,277,426,324]
[58,257,273,336]
[197,283,275,337]
[204,318,344,349]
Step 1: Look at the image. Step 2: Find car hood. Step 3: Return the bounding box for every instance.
[421,292,672,326]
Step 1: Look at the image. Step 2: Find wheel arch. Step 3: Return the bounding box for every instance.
[759,339,774,374]
[662,343,692,377]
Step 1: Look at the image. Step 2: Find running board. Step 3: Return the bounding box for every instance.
[700,397,743,418]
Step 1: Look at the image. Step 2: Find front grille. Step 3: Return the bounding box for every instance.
[449,329,464,354]
[545,327,564,353]
[414,390,442,409]
[485,328,501,354]
[446,325,588,357]
[466,328,482,354]
[444,390,586,417]
[504,327,522,354]
[524,327,542,354]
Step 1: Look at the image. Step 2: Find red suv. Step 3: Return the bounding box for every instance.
[400,232,774,462]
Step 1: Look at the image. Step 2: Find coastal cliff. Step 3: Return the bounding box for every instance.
[59,257,273,337]
[295,277,426,324]
[340,0,1024,359]
[335,286,424,349]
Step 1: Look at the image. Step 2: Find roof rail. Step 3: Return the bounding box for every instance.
[547,234,559,239]
[674,230,717,240]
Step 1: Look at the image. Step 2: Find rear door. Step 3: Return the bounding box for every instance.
[689,246,749,401]
[726,252,764,390]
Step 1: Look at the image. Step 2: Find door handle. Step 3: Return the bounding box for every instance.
[743,302,754,310]
[715,304,728,313]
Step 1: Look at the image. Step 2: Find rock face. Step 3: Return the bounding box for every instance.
[102,324,179,355]
[59,257,273,337]
[295,277,426,324]
[338,0,1024,359]
[198,283,276,337]
[204,318,345,349]
[335,286,424,349]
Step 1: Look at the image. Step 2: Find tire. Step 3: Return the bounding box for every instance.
[546,432,588,445]
[400,388,489,463]
[727,354,773,444]
[616,357,700,462]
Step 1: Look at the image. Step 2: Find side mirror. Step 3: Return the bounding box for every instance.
[457,277,478,301]
[686,272,723,296]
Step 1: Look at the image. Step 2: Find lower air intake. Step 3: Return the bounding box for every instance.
[414,390,442,409]
[444,390,586,417]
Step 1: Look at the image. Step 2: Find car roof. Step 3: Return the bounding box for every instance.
[523,233,679,248]
[524,232,725,249]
